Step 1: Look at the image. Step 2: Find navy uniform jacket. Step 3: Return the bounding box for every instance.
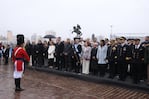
[117,44,132,63]
[132,45,144,64]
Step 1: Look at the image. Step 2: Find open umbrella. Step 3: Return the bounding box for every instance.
[43,35,56,39]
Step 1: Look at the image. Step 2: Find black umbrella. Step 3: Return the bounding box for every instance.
[43,35,56,39]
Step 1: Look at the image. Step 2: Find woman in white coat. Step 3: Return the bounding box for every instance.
[82,41,91,74]
[48,41,55,68]
[96,40,108,77]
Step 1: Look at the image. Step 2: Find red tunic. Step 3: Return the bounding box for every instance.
[12,47,30,71]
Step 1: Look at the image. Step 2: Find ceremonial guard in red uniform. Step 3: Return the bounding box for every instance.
[12,34,30,91]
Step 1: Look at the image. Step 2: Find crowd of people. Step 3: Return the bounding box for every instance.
[0,36,149,85]
[24,36,149,84]
[0,43,13,65]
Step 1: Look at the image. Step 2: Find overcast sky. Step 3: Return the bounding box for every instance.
[0,0,149,39]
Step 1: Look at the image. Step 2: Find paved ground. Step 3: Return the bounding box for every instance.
[0,64,149,99]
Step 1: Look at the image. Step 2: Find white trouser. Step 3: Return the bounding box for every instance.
[82,59,90,74]
[13,61,24,78]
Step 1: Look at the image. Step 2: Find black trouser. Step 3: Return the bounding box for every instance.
[32,55,37,66]
[98,64,107,76]
[132,63,141,83]
[90,60,98,75]
[72,59,81,73]
[37,55,44,66]
[91,69,98,75]
[75,62,81,73]
[141,63,147,80]
[117,63,121,75]
[48,59,54,66]
[15,78,21,89]
[128,63,133,76]
[5,56,9,64]
[119,63,128,81]
[109,62,116,78]
[56,56,64,70]
[64,55,72,71]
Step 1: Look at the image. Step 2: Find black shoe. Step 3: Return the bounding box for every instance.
[133,80,139,84]
[100,74,105,77]
[118,78,125,81]
[146,83,149,86]
[108,76,114,79]
[15,88,24,92]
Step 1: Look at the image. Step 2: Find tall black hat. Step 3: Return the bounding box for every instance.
[17,34,24,45]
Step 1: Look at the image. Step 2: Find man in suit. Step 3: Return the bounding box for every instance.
[107,40,118,79]
[90,42,98,75]
[25,40,32,66]
[55,37,64,70]
[31,41,37,66]
[63,38,73,71]
[3,45,10,65]
[36,40,44,67]
[145,43,149,85]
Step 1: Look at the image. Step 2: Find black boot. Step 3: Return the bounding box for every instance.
[15,78,20,91]
[15,79,19,90]
[15,78,24,91]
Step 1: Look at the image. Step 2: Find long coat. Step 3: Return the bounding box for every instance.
[90,47,98,70]
[96,45,108,64]
[48,45,55,59]
[55,42,64,57]
[117,44,132,63]
[25,43,32,56]
[82,46,91,60]
[145,45,149,64]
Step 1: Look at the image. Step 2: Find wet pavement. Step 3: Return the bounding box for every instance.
[0,64,149,99]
